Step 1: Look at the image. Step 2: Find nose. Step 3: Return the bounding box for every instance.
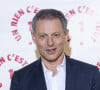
[47,37,54,46]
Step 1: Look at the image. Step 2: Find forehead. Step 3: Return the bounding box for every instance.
[35,19,64,34]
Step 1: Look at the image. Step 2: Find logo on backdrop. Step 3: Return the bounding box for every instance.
[65,5,100,46]
[10,5,40,45]
[0,54,28,89]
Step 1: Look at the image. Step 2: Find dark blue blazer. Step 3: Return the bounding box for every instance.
[10,55,100,90]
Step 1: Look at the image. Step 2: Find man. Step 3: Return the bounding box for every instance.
[10,9,100,90]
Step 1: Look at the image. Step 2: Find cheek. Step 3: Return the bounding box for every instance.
[36,40,46,48]
[56,39,65,46]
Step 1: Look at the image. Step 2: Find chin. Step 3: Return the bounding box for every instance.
[45,55,59,62]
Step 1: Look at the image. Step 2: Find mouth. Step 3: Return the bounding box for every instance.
[46,48,56,54]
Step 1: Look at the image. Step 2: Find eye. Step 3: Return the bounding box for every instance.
[39,34,47,39]
[53,33,60,37]
[40,35,45,38]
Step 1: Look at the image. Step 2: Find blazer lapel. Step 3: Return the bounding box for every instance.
[36,56,73,90]
[37,57,72,90]
[36,59,47,90]
[65,56,73,90]
[30,56,73,90]
[30,59,47,90]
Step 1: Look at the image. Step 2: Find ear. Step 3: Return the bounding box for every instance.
[31,32,36,43]
[65,29,69,41]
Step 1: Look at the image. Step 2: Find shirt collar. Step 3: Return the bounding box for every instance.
[42,55,66,74]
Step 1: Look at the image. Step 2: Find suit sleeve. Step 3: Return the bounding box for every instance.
[91,67,100,90]
[10,71,21,90]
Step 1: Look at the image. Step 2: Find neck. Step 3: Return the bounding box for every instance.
[42,53,64,75]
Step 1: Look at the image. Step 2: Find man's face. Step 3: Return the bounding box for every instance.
[32,19,68,62]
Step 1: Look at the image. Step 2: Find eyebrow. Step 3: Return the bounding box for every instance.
[39,32,60,35]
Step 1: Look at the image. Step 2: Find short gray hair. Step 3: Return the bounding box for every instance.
[32,9,67,34]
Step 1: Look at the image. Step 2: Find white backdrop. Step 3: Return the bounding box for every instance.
[0,0,100,89]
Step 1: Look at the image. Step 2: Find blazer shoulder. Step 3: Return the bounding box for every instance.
[67,57,98,71]
[10,59,43,89]
[15,58,41,74]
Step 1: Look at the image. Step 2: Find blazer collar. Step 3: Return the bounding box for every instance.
[65,55,73,90]
[34,55,73,90]
[33,59,47,90]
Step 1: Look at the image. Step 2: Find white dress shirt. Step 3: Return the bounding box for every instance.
[42,55,66,90]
